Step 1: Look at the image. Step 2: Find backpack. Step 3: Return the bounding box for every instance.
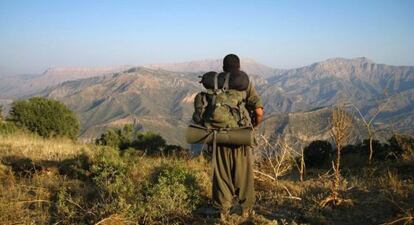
[192,72,252,129]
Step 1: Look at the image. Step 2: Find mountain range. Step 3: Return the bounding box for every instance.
[1,57,413,149]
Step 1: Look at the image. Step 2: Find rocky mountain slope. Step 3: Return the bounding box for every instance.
[43,67,202,144]
[261,57,414,134]
[2,57,412,147]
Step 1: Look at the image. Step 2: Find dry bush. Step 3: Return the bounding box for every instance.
[254,134,297,181]
[320,106,353,207]
[393,133,414,161]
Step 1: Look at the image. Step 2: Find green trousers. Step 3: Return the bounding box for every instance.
[211,145,255,211]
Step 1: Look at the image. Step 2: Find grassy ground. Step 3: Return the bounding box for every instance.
[0,132,413,225]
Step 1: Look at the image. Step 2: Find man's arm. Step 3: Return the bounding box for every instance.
[245,80,264,128]
[253,107,264,128]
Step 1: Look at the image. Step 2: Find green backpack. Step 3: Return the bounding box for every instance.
[192,72,252,129]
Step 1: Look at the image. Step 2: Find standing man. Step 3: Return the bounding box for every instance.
[212,54,264,218]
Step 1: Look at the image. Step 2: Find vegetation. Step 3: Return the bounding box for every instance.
[96,125,188,157]
[1,126,414,224]
[7,97,80,139]
[0,130,209,224]
[0,99,413,224]
[304,140,332,168]
[0,105,3,121]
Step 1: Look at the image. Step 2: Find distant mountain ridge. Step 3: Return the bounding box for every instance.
[1,57,413,147]
[0,58,278,98]
[0,66,130,98]
[145,58,281,78]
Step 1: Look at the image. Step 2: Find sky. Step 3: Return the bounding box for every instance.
[0,0,413,75]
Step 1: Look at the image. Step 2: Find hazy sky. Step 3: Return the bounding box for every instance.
[1,0,413,75]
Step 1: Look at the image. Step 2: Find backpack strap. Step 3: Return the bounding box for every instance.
[211,72,220,107]
[213,72,219,91]
[223,72,230,90]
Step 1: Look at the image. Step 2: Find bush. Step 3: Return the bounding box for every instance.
[90,147,131,197]
[0,122,17,135]
[7,97,80,139]
[96,125,181,156]
[95,125,134,150]
[132,131,166,155]
[392,134,414,160]
[304,140,333,167]
[143,163,201,219]
[59,152,92,180]
[164,144,190,157]
[0,105,3,121]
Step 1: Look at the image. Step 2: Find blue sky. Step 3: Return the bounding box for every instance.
[0,0,413,75]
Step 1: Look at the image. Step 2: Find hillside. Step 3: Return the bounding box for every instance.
[35,57,413,146]
[43,67,202,144]
[262,107,367,151]
[261,57,414,135]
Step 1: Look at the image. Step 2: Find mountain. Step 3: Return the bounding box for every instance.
[0,66,130,98]
[2,57,413,147]
[145,58,281,78]
[43,67,202,145]
[261,57,414,130]
[0,58,277,98]
[262,107,367,151]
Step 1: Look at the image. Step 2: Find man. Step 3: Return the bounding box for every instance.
[212,54,264,218]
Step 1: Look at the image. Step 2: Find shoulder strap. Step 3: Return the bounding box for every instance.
[223,72,230,90]
[213,72,219,91]
[211,72,219,106]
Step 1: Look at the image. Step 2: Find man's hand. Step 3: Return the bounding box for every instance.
[253,107,264,128]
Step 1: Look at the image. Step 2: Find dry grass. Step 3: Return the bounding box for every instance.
[0,131,413,225]
[0,167,64,224]
[0,131,93,161]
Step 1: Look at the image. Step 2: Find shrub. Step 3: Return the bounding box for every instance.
[356,139,400,161]
[95,129,121,148]
[132,131,166,155]
[7,97,80,139]
[0,122,17,135]
[90,147,130,197]
[54,186,92,225]
[393,134,414,160]
[143,163,201,219]
[304,140,333,167]
[164,144,190,157]
[95,125,134,150]
[96,125,180,156]
[0,105,3,121]
[59,152,92,180]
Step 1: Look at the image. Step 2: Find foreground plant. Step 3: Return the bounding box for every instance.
[320,107,353,207]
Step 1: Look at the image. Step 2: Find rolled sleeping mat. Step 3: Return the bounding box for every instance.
[200,71,250,91]
[185,125,254,146]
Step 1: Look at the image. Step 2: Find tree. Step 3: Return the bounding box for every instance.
[8,97,80,139]
[349,92,396,164]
